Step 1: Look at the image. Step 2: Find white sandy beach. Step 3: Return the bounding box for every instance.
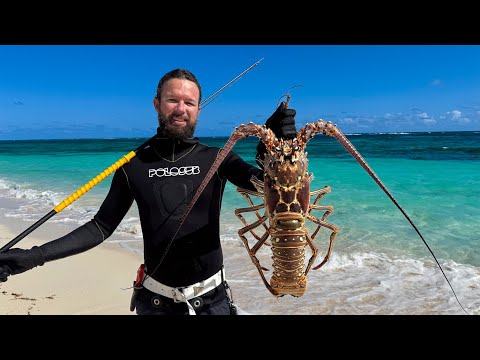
[0,219,143,315]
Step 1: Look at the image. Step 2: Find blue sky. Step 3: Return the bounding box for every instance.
[1,45,480,140]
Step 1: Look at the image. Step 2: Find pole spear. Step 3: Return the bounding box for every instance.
[0,57,264,253]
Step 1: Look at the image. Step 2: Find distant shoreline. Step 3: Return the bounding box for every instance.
[1,129,479,142]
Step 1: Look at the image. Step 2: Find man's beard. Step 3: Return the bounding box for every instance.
[158,113,196,140]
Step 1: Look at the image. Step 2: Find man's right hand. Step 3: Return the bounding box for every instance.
[0,246,45,282]
[0,265,10,282]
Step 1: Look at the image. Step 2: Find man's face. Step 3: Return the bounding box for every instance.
[154,78,201,139]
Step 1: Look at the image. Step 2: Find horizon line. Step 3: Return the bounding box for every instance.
[1,129,479,142]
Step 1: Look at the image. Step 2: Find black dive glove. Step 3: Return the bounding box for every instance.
[256,102,297,166]
[264,101,297,140]
[0,246,45,282]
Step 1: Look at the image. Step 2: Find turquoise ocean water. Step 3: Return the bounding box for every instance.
[0,131,479,314]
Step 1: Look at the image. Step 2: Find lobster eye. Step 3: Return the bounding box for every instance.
[293,146,299,151]
[275,147,281,152]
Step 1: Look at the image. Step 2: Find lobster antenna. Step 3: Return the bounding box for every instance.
[277,85,303,109]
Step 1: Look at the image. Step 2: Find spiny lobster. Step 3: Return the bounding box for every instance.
[233,121,338,297]
[230,112,386,297]
[171,99,466,311]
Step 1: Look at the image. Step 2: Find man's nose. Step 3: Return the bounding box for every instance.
[174,102,186,112]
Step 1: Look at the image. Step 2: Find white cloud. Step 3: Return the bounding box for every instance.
[415,111,436,125]
[450,110,462,119]
[444,109,472,125]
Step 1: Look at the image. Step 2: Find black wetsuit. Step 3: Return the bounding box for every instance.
[92,132,262,314]
[32,130,263,314]
[95,134,262,287]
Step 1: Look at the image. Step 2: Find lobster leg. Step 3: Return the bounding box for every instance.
[308,185,335,239]
[237,217,276,294]
[237,187,264,197]
[302,230,319,275]
[305,213,339,270]
[235,202,266,242]
[236,188,268,236]
[310,204,334,220]
[309,204,335,239]
[310,185,332,209]
[308,185,333,218]
[249,176,265,193]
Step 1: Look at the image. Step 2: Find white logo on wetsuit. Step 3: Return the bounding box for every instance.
[148,166,200,177]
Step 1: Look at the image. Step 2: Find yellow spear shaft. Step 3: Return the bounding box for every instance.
[0,141,152,253]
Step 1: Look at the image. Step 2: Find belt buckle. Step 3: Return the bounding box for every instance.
[172,284,206,302]
[172,287,186,303]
